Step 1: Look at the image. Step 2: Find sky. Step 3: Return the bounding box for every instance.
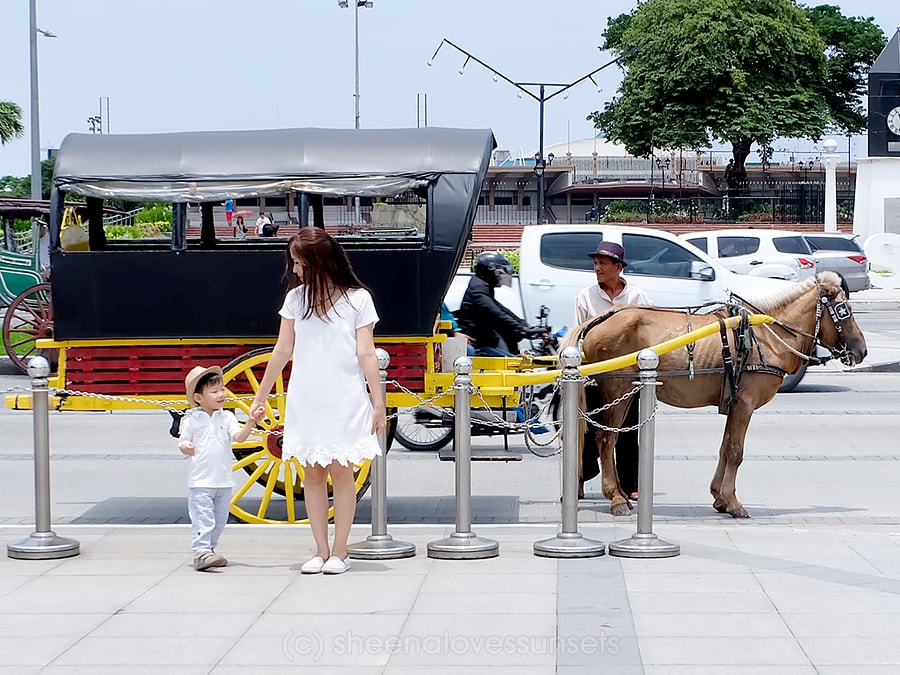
[1,0,897,178]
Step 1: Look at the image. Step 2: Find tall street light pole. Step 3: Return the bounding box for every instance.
[428,38,622,224]
[339,1,372,225]
[339,0,373,130]
[29,0,55,201]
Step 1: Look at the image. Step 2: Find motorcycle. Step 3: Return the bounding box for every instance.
[394,305,565,456]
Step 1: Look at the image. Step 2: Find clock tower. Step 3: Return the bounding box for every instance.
[855,29,900,265]
[868,29,900,157]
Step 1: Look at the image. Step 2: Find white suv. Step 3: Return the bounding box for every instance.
[516,224,795,328]
[682,229,817,282]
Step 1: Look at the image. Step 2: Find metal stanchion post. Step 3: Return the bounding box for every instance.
[8,356,80,560]
[427,356,499,559]
[609,349,679,558]
[348,349,416,559]
[534,346,605,558]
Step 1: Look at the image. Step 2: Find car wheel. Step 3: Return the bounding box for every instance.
[778,362,808,393]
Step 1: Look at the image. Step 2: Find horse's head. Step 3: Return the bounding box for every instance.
[816,273,867,367]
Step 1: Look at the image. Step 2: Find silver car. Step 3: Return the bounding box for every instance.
[803,233,870,294]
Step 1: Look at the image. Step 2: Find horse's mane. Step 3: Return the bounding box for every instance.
[559,307,625,350]
[749,271,841,313]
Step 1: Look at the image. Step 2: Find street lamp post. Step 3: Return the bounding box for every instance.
[338,0,373,130]
[338,0,372,226]
[822,138,839,233]
[428,39,622,224]
[29,1,56,201]
[655,157,670,198]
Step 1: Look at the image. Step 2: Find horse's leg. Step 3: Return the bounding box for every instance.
[596,399,632,517]
[711,397,755,518]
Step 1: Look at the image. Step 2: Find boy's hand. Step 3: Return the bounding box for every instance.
[179,442,195,457]
[249,402,266,422]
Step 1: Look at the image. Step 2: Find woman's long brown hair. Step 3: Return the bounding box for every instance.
[285,228,368,319]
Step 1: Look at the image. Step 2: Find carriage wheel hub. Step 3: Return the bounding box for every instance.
[266,425,284,459]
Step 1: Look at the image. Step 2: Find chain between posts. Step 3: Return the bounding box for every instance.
[21,377,649,438]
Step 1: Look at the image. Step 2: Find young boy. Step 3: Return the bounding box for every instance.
[179,365,262,571]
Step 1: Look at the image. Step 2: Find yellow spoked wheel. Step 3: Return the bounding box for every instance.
[222,347,379,524]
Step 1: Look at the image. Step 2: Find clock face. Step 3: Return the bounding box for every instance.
[889,106,900,136]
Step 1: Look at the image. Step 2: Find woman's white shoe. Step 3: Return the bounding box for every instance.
[300,555,326,574]
[322,556,351,574]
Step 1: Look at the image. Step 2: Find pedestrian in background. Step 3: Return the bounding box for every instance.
[250,229,385,575]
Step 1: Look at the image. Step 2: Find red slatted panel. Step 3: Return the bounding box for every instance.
[382,343,427,392]
[65,345,256,395]
[63,342,428,396]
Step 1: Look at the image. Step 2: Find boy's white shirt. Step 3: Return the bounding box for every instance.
[178,408,241,488]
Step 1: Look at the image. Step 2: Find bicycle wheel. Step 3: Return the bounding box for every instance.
[395,407,453,451]
[523,387,562,458]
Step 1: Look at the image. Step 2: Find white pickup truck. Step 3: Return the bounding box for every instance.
[445,224,812,390]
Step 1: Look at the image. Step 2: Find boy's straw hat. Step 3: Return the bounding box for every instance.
[185,365,224,403]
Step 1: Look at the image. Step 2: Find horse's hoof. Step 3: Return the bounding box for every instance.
[712,500,728,513]
[610,502,631,517]
[728,506,751,519]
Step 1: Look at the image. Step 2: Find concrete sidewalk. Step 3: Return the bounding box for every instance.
[2,364,900,672]
[2,518,899,673]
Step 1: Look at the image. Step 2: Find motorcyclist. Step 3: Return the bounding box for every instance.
[456,252,546,356]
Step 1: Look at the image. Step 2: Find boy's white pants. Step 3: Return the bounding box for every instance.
[188,487,232,554]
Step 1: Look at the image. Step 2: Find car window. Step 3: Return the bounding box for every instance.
[718,236,759,257]
[773,236,812,254]
[686,237,708,253]
[622,233,704,279]
[539,232,604,271]
[805,236,862,253]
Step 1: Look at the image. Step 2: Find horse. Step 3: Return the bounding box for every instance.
[568,271,867,518]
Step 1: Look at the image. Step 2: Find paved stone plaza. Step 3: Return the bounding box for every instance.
[0,290,898,672]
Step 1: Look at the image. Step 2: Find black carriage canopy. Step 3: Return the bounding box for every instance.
[48,127,496,340]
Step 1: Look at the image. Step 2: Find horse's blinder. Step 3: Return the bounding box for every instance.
[818,292,854,366]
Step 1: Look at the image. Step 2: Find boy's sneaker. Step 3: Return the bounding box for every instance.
[194,551,227,571]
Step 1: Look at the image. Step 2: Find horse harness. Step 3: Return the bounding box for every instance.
[578,284,856,416]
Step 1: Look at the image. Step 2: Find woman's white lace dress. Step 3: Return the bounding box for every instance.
[279,286,381,467]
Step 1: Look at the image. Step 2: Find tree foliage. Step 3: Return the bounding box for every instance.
[589,0,885,175]
[0,158,56,200]
[0,101,25,145]
[803,4,887,133]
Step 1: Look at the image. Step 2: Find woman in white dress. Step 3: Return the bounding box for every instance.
[250,229,385,574]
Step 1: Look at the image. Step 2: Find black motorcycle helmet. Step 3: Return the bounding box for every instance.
[474,252,514,287]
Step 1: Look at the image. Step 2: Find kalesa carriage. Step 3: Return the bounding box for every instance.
[4,126,867,524]
[1,199,54,374]
[4,127,569,524]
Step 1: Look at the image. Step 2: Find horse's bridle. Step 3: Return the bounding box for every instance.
[735,280,856,367]
[812,279,855,365]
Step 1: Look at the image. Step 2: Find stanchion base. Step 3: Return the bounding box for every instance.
[8,531,80,560]
[534,531,606,558]
[347,535,417,560]
[427,531,499,560]
[608,532,680,558]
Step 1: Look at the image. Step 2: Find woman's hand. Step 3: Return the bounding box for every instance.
[371,404,386,436]
[179,442,195,457]
[249,401,266,423]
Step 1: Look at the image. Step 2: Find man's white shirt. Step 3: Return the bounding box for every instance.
[574,278,652,325]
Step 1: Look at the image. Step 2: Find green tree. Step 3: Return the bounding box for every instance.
[589,0,883,180]
[803,4,887,133]
[0,101,25,145]
[0,158,56,199]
